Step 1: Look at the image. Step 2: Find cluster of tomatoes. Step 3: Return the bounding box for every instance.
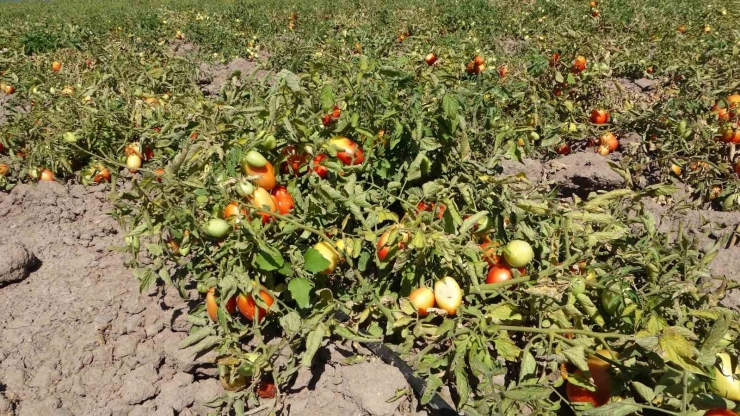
[714,94,740,144]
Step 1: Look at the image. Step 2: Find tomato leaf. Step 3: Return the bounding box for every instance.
[582,398,641,416]
[288,278,313,309]
[562,345,590,372]
[301,323,326,367]
[494,332,521,361]
[303,248,330,273]
[630,381,655,403]
[420,374,443,405]
[255,250,284,272]
[502,386,552,401]
[320,85,335,111]
[279,311,302,337]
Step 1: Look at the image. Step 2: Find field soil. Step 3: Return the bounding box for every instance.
[0,182,419,416]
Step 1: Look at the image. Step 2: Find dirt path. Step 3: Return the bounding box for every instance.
[0,183,418,416]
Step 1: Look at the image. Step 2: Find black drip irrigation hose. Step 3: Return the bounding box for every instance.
[334,310,461,416]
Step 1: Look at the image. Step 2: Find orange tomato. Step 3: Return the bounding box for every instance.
[712,103,731,121]
[328,137,364,165]
[474,55,485,66]
[417,201,446,219]
[600,132,618,152]
[245,160,277,190]
[572,56,587,73]
[549,53,560,67]
[271,186,295,215]
[480,241,501,266]
[93,165,111,183]
[670,164,682,176]
[237,286,274,322]
[251,187,278,224]
[476,63,487,74]
[206,287,237,322]
[408,287,435,316]
[40,169,55,181]
[566,349,613,407]
[590,109,610,124]
[0,163,8,176]
[677,25,687,33]
[51,61,62,72]
[377,225,408,261]
[497,65,508,78]
[224,201,247,218]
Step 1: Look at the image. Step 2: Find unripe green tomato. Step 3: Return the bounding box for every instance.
[179,245,191,256]
[49,87,56,94]
[570,278,586,296]
[235,180,255,198]
[529,131,540,140]
[718,331,735,348]
[197,282,209,293]
[419,155,431,177]
[243,150,267,168]
[203,218,230,238]
[503,240,534,267]
[722,194,740,211]
[63,132,77,143]
[677,120,687,135]
[261,134,277,151]
[476,215,494,233]
[601,283,632,315]
[125,235,140,250]
[28,168,40,179]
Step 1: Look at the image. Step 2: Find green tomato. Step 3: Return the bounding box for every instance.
[475,215,494,233]
[125,235,140,250]
[601,283,633,316]
[261,134,277,151]
[243,150,267,168]
[63,132,77,143]
[203,218,231,238]
[419,155,431,178]
[722,194,740,211]
[503,240,534,268]
[570,278,586,296]
[235,180,255,198]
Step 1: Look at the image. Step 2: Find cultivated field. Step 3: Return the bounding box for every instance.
[1,0,740,415]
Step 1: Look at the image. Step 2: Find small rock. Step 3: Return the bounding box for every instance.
[192,378,223,404]
[0,242,37,284]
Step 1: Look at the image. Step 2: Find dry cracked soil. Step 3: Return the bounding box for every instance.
[0,182,421,416]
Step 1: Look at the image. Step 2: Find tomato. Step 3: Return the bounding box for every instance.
[556,143,571,155]
[601,283,633,315]
[153,168,165,182]
[571,278,586,295]
[705,410,738,416]
[434,276,463,316]
[3,85,14,95]
[476,63,487,74]
[409,287,435,316]
[244,150,267,168]
[711,103,731,121]
[271,186,295,215]
[328,137,364,165]
[51,61,62,72]
[314,241,339,274]
[312,154,329,178]
[39,169,55,181]
[591,9,600,17]
[503,240,534,268]
[424,53,437,66]
[321,114,333,126]
[486,265,512,284]
[590,109,610,124]
[377,225,408,261]
[224,201,247,218]
[497,65,508,78]
[0,163,9,176]
[549,53,560,67]
[600,132,618,152]
[572,56,587,73]
[480,241,501,266]
[203,218,231,238]
[417,200,446,219]
[715,353,740,401]
[566,349,613,407]
[93,165,111,183]
[206,287,237,322]
[127,154,142,173]
[261,134,277,150]
[219,368,247,392]
[251,187,278,224]
[466,61,477,74]
[0,143,5,153]
[237,285,274,322]
[677,25,686,33]
[670,164,682,176]
[257,379,277,399]
[62,132,77,143]
[243,160,277,190]
[474,55,485,66]
[280,145,308,176]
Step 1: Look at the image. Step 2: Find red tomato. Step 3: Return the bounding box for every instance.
[257,379,277,399]
[555,143,571,155]
[417,201,445,219]
[600,132,618,151]
[329,137,364,165]
[236,287,274,322]
[550,53,560,67]
[474,55,485,66]
[425,53,437,66]
[280,145,308,176]
[312,154,329,178]
[486,265,512,284]
[705,410,739,416]
[271,186,295,215]
[590,109,610,124]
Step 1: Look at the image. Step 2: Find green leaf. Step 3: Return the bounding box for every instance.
[459,211,488,236]
[158,267,172,286]
[442,94,459,120]
[420,374,443,405]
[179,326,215,349]
[304,248,330,273]
[280,311,302,337]
[582,398,642,416]
[502,386,552,401]
[301,323,326,367]
[555,71,564,83]
[454,366,471,409]
[320,84,335,111]
[631,381,655,403]
[255,250,284,271]
[659,327,705,375]
[562,345,589,371]
[494,333,522,361]
[288,278,314,309]
[419,137,441,151]
[519,351,537,382]
[145,243,163,256]
[485,302,523,323]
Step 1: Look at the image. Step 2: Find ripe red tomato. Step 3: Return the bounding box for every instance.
[555,143,571,155]
[329,137,364,165]
[705,410,739,416]
[257,379,277,399]
[600,132,618,151]
[237,287,274,322]
[271,186,295,215]
[466,61,477,74]
[93,165,111,183]
[425,53,437,66]
[0,143,6,153]
[590,109,610,124]
[280,145,308,176]
[312,154,329,178]
[206,287,237,322]
[474,55,485,66]
[486,265,512,284]
[417,201,445,219]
